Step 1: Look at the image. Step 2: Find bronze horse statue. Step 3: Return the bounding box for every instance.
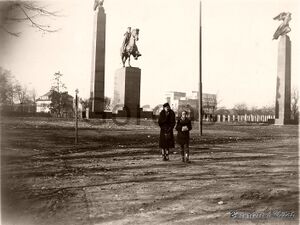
[121,28,141,67]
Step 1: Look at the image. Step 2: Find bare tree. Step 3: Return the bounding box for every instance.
[250,106,264,115]
[232,103,249,115]
[81,97,111,111]
[49,71,72,117]
[80,98,90,111]
[291,87,299,121]
[13,82,29,104]
[31,88,36,102]
[13,82,33,112]
[0,1,60,37]
[215,107,231,115]
[260,105,275,115]
[214,92,222,110]
[51,71,66,93]
[104,97,111,110]
[0,67,14,105]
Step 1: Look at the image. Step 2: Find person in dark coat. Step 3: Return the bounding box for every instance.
[175,110,192,163]
[158,103,176,161]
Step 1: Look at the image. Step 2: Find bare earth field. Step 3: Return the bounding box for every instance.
[1,117,299,225]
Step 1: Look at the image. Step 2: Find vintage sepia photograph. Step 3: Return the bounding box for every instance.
[0,0,299,224]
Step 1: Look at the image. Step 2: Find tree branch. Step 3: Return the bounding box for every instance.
[6,13,40,22]
[22,2,60,17]
[19,5,59,33]
[0,25,20,37]
[1,1,61,37]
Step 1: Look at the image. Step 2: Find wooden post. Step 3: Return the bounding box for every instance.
[75,89,79,144]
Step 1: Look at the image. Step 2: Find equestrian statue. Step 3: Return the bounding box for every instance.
[120,27,142,67]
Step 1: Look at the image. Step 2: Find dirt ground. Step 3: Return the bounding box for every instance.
[1,117,299,225]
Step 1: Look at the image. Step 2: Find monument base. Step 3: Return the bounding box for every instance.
[89,111,112,119]
[113,67,141,118]
[274,118,290,125]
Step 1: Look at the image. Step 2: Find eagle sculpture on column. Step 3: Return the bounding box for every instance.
[273,12,292,40]
[94,0,104,11]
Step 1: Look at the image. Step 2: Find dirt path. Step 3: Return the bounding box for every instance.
[1,117,299,225]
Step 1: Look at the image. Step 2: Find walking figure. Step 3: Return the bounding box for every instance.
[175,111,192,163]
[158,103,175,161]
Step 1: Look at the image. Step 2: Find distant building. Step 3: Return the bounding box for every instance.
[165,91,186,111]
[36,91,74,117]
[141,105,152,112]
[186,91,198,100]
[202,93,218,114]
[36,91,52,113]
[164,91,217,118]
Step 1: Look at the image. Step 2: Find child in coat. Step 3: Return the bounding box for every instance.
[175,111,192,163]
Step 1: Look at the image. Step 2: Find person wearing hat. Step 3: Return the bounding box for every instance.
[175,110,192,163]
[158,103,176,161]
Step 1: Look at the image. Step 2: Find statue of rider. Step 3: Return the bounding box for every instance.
[122,27,131,54]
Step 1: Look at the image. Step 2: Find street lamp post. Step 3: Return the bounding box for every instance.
[199,1,203,135]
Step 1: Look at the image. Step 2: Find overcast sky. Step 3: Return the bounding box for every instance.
[1,0,299,108]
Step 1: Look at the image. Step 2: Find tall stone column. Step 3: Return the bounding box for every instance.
[275,35,291,125]
[90,5,106,114]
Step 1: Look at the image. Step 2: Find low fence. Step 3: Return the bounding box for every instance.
[0,111,52,118]
[214,114,275,123]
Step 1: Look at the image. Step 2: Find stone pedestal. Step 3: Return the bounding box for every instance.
[90,6,106,113]
[113,67,141,117]
[275,35,291,125]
